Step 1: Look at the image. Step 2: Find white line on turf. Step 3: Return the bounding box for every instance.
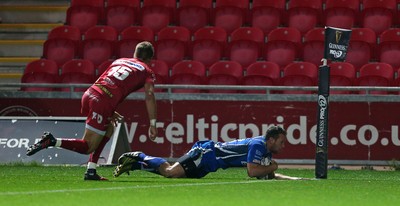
[0,180,264,196]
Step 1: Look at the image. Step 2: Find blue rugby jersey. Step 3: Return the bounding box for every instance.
[214,136,272,169]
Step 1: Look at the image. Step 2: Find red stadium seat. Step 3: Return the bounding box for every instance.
[60,59,96,92]
[287,0,323,35]
[80,26,118,67]
[192,27,227,67]
[21,59,59,91]
[241,61,280,94]
[66,0,105,33]
[324,0,360,29]
[250,0,285,35]
[149,59,170,85]
[177,0,213,33]
[208,61,243,93]
[356,62,394,94]
[329,62,356,94]
[264,27,302,69]
[302,27,325,67]
[155,26,191,67]
[43,25,81,68]
[346,27,376,70]
[105,0,140,33]
[170,60,206,93]
[361,0,397,35]
[96,59,114,77]
[228,27,264,69]
[141,0,176,33]
[281,62,318,94]
[117,26,154,58]
[213,0,249,34]
[377,28,400,69]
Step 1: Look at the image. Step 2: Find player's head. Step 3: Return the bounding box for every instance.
[265,126,287,154]
[134,41,154,64]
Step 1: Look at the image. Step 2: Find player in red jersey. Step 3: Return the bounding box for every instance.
[26,41,158,180]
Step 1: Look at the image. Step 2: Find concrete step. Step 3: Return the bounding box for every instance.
[0,23,63,40]
[0,5,68,24]
[0,39,44,57]
[0,57,38,73]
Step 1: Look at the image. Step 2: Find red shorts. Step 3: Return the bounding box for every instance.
[81,88,114,135]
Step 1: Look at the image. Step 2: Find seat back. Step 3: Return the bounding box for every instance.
[329,62,356,94]
[282,62,318,94]
[251,0,285,35]
[242,61,280,94]
[287,0,323,35]
[208,61,243,93]
[141,0,176,33]
[192,27,227,67]
[346,27,376,70]
[21,59,59,91]
[302,28,325,66]
[213,0,249,34]
[170,60,206,93]
[117,26,154,58]
[229,27,264,69]
[324,0,360,29]
[177,0,213,33]
[357,63,394,94]
[378,28,400,69]
[265,27,302,69]
[60,59,96,92]
[105,0,140,33]
[81,26,118,67]
[156,26,191,67]
[66,1,104,33]
[361,0,397,35]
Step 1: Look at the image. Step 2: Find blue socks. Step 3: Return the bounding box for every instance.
[138,153,167,169]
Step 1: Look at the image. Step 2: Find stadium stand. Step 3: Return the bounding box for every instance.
[250,0,286,35]
[241,61,281,94]
[324,0,360,29]
[170,60,206,93]
[207,60,243,93]
[60,59,96,92]
[264,27,302,70]
[191,26,227,68]
[281,62,318,94]
[213,0,249,34]
[116,26,155,58]
[155,26,191,67]
[356,62,394,94]
[21,59,59,91]
[141,0,176,33]
[105,0,140,33]
[329,62,357,94]
[80,25,118,67]
[177,0,213,34]
[287,0,323,35]
[228,27,264,69]
[42,25,81,68]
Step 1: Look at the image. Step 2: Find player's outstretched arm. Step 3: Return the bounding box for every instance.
[144,82,157,140]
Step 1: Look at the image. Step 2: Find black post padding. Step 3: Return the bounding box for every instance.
[315,65,330,179]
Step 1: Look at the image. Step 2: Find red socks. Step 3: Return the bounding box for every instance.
[89,137,110,163]
[60,139,89,154]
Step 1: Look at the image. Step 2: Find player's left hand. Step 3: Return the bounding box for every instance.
[110,111,123,127]
[148,125,157,141]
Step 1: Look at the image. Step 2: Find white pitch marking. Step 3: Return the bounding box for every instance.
[0,180,264,196]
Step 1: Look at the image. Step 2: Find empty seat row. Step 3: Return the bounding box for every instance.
[66,0,400,36]
[42,24,400,72]
[21,58,400,95]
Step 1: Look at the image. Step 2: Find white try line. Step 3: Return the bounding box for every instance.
[0,180,265,196]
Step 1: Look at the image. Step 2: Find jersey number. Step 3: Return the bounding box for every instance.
[107,66,132,80]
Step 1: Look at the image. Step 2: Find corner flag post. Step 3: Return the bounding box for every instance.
[315,26,352,179]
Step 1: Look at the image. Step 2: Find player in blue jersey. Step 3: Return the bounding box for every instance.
[113,126,306,180]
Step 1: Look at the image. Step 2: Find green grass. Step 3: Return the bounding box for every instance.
[1,165,399,206]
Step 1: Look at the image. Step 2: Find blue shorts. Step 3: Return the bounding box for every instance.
[178,140,219,178]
